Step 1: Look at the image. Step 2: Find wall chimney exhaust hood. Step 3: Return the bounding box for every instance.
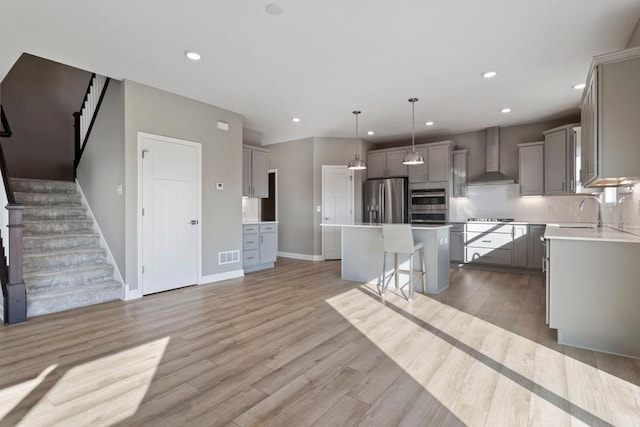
[468,127,515,185]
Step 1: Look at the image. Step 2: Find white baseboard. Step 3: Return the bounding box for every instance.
[277,251,323,262]
[199,269,244,285]
[124,286,143,301]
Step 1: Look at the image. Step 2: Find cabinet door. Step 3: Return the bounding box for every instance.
[512,225,528,267]
[260,232,277,264]
[452,150,467,198]
[386,150,408,177]
[427,144,450,182]
[519,143,544,196]
[450,231,464,262]
[408,147,428,183]
[242,148,252,197]
[251,150,269,198]
[528,225,545,270]
[367,152,386,178]
[544,129,568,194]
[581,72,597,186]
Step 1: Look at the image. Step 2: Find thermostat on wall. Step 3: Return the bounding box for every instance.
[216,182,224,190]
[217,121,230,131]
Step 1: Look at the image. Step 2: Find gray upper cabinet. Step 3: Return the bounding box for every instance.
[407,147,428,183]
[543,124,578,195]
[452,150,467,198]
[581,47,640,187]
[518,142,544,196]
[427,144,450,182]
[242,145,269,198]
[366,149,407,178]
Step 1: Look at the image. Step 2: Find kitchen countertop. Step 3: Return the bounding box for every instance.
[242,221,279,225]
[321,223,451,230]
[544,225,640,243]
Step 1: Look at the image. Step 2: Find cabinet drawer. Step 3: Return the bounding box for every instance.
[243,236,259,250]
[243,224,259,234]
[260,223,278,233]
[465,232,513,249]
[465,247,512,266]
[466,223,513,234]
[243,249,259,267]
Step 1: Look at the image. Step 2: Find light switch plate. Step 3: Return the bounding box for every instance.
[316,205,321,212]
[116,184,123,196]
[216,182,224,190]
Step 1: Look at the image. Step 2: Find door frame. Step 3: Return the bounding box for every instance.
[321,165,355,260]
[137,132,202,297]
[268,169,278,221]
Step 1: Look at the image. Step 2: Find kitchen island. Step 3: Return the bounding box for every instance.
[544,225,640,358]
[327,223,451,294]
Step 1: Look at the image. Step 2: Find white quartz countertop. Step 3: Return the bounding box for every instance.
[544,225,640,243]
[242,221,279,225]
[321,223,451,230]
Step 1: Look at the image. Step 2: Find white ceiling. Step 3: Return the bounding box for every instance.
[1,1,639,145]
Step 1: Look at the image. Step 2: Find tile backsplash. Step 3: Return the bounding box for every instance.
[242,198,260,223]
[449,183,640,236]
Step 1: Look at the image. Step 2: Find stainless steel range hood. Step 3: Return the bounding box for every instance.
[468,127,515,186]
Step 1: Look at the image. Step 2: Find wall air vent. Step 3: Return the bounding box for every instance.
[218,250,240,265]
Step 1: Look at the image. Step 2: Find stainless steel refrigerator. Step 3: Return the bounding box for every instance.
[363,177,409,224]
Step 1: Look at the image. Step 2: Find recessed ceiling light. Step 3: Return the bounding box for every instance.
[482,71,498,79]
[265,3,284,16]
[425,121,435,126]
[291,117,301,123]
[367,131,375,135]
[500,108,512,114]
[573,83,586,90]
[184,51,201,61]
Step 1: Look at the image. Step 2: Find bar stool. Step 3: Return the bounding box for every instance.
[378,224,426,301]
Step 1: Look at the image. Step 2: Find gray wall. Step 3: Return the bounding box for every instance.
[76,80,126,276]
[0,54,91,180]
[124,80,243,291]
[374,116,580,183]
[268,138,314,255]
[243,127,262,147]
[627,18,640,48]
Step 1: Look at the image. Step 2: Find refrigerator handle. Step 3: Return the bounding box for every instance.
[379,183,384,223]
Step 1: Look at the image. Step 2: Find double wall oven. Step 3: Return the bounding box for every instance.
[410,188,447,224]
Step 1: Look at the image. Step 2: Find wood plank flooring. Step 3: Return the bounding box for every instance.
[0,258,639,426]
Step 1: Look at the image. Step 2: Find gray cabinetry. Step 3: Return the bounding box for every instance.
[243,223,278,272]
[449,223,464,262]
[464,223,513,266]
[452,150,468,198]
[366,149,407,178]
[242,145,269,198]
[407,147,428,183]
[543,124,578,195]
[528,225,545,270]
[428,144,450,182]
[518,142,544,196]
[512,225,528,267]
[581,47,640,187]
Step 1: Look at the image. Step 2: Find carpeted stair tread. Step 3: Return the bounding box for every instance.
[24,233,101,254]
[14,192,83,206]
[23,206,89,221]
[23,220,95,235]
[24,264,114,291]
[26,281,122,318]
[24,248,107,273]
[11,178,77,194]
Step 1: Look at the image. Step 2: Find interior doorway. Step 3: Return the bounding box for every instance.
[322,165,354,260]
[261,170,277,221]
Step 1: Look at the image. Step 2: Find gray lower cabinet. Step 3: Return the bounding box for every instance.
[243,223,278,272]
[512,225,528,267]
[464,223,513,266]
[528,225,545,270]
[449,223,464,262]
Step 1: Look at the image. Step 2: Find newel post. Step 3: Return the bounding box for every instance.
[5,203,26,324]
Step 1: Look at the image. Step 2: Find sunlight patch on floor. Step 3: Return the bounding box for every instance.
[0,365,57,421]
[13,337,170,427]
[326,287,640,426]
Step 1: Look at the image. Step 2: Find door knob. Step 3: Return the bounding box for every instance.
[324,217,329,221]
[189,220,199,225]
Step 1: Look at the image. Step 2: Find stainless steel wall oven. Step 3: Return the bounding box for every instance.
[410,188,447,224]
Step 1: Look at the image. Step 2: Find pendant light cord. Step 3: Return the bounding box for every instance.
[409,98,418,152]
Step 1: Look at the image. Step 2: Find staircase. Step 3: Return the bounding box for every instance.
[12,178,122,317]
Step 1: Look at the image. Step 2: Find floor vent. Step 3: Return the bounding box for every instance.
[218,250,240,265]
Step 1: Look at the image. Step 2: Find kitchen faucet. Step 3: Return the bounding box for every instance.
[579,196,602,229]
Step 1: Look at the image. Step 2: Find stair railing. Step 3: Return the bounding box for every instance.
[73,73,111,176]
[0,104,26,325]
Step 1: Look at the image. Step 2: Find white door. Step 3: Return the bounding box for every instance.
[322,166,354,260]
[142,135,200,295]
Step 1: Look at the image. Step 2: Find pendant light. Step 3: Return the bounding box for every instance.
[402,97,424,165]
[347,110,366,170]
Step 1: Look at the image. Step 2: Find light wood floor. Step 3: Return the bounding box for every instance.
[1,258,639,426]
